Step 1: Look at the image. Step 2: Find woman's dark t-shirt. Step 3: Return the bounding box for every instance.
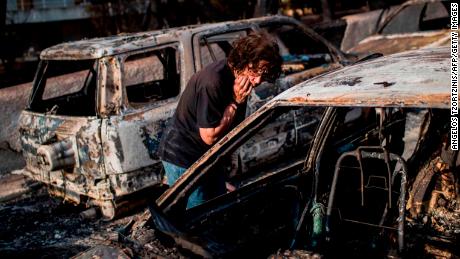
[159,59,246,168]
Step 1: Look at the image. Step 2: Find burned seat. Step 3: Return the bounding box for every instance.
[325,146,408,255]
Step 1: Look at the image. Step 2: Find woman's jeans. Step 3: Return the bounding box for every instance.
[162,161,205,209]
[161,160,225,209]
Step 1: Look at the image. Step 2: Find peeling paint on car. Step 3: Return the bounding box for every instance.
[324,76,363,87]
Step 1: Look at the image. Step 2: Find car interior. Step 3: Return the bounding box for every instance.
[320,107,450,257]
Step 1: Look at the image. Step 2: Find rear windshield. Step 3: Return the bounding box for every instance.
[29,59,97,116]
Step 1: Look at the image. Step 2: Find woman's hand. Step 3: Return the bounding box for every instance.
[233,75,252,104]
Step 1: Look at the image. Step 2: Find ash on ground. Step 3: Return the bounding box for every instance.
[0,185,184,258]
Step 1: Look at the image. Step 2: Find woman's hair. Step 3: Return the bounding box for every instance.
[228,32,282,82]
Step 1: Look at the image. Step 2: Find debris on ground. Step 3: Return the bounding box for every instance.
[0,187,130,258]
[268,249,323,259]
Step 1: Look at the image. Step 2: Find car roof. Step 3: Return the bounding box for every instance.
[40,15,297,60]
[272,46,450,109]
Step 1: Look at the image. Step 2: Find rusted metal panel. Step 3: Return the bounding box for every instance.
[273,47,450,108]
[101,104,176,197]
[99,56,123,116]
[18,112,105,195]
[40,31,170,60]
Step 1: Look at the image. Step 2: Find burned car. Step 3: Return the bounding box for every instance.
[16,16,347,219]
[341,0,450,56]
[149,47,453,258]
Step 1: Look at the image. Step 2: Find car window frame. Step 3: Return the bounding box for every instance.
[192,25,256,71]
[27,59,100,116]
[192,18,345,71]
[119,42,182,113]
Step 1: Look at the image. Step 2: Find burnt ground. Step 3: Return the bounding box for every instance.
[0,188,187,259]
[0,148,185,259]
[0,144,127,259]
[3,189,459,259]
[0,187,113,258]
